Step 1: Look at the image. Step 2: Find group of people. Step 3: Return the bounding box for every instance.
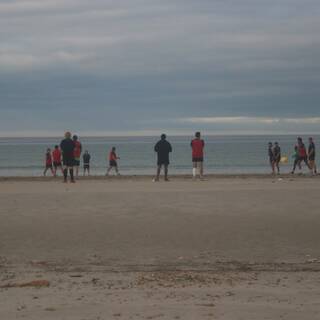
[268,137,317,175]
[43,131,205,182]
[44,132,317,182]
[153,131,205,181]
[44,133,91,182]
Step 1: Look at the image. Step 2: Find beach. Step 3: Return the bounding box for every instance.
[1,176,320,319]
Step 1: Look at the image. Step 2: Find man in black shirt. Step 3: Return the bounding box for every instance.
[308,137,317,175]
[83,150,91,176]
[154,134,172,182]
[60,131,76,183]
[273,142,281,174]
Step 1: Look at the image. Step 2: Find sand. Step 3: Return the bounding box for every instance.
[1,175,320,319]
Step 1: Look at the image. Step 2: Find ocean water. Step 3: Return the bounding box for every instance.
[0,135,317,177]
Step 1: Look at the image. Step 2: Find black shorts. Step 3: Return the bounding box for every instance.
[46,164,53,169]
[84,164,90,169]
[192,157,203,162]
[299,156,308,162]
[157,161,169,166]
[109,160,117,167]
[63,156,74,167]
[309,156,315,161]
[53,161,62,168]
[74,159,80,166]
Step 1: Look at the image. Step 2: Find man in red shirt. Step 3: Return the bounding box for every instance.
[43,148,54,176]
[52,145,63,177]
[191,131,205,179]
[106,147,120,176]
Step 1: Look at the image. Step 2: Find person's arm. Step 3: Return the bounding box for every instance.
[154,142,159,152]
[169,143,172,153]
[80,143,82,153]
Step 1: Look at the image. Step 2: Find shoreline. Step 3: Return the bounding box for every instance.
[0,173,318,182]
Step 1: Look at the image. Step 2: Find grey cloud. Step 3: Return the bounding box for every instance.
[0,0,320,135]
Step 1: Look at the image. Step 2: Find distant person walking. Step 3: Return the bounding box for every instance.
[291,145,302,174]
[43,148,54,176]
[52,145,63,176]
[83,150,91,176]
[308,137,317,175]
[297,137,310,170]
[153,134,172,182]
[106,147,120,176]
[191,132,205,179]
[273,142,281,174]
[268,142,275,174]
[60,132,75,183]
[73,135,82,178]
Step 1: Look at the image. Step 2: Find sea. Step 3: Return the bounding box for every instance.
[0,135,317,177]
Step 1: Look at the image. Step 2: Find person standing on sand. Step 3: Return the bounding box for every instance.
[291,145,302,174]
[191,132,205,179]
[273,142,281,174]
[308,137,317,175]
[153,134,172,182]
[83,150,91,176]
[43,148,54,176]
[60,132,76,183]
[106,147,120,176]
[52,145,63,177]
[297,137,310,171]
[73,135,82,178]
[268,142,275,174]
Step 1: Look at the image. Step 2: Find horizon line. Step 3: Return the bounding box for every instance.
[1,132,320,139]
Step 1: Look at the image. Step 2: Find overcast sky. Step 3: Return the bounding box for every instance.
[1,0,320,136]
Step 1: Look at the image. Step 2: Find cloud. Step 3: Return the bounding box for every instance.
[0,0,320,135]
[178,117,320,125]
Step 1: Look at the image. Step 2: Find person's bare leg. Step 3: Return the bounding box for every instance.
[155,165,161,181]
[43,168,48,176]
[164,165,169,181]
[106,166,112,175]
[115,166,120,175]
[69,167,75,182]
[276,161,280,174]
[199,162,204,178]
[63,167,68,182]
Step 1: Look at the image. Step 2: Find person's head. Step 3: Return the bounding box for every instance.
[268,142,272,148]
[195,131,201,139]
[297,136,302,143]
[275,142,279,147]
[65,131,71,139]
[73,135,78,141]
[309,137,313,143]
[54,145,59,149]
[161,134,166,140]
[112,146,116,152]
[294,145,298,151]
[85,150,89,154]
[47,148,51,152]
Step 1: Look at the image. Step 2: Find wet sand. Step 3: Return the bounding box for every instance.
[1,176,320,319]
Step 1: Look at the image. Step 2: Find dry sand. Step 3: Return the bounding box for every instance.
[1,176,320,319]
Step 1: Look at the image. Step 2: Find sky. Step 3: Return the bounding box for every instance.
[0,0,320,136]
